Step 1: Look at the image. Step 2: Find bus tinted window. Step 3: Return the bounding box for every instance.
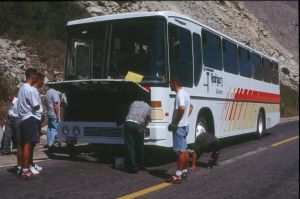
[262,57,272,83]
[66,23,108,80]
[252,53,262,80]
[109,18,167,82]
[223,39,238,74]
[202,29,222,70]
[271,61,279,85]
[169,23,193,87]
[193,33,202,86]
[238,47,252,78]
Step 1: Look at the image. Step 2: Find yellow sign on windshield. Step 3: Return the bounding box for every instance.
[125,71,144,83]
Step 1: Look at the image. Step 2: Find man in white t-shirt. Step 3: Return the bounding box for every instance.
[17,68,40,179]
[0,89,20,155]
[27,72,45,175]
[166,78,191,184]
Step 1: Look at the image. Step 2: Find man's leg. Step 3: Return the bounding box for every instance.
[47,117,57,147]
[17,146,22,166]
[209,141,220,167]
[2,121,13,154]
[29,143,36,167]
[177,150,187,171]
[124,123,138,172]
[22,143,31,169]
[135,126,145,170]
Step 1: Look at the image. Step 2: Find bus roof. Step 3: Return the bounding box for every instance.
[67,11,278,62]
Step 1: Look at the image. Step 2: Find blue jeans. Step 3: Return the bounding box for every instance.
[172,126,189,152]
[124,121,145,172]
[47,116,58,147]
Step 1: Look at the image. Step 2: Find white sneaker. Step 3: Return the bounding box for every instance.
[34,164,42,172]
[30,166,40,175]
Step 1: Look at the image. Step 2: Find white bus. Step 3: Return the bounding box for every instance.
[48,11,280,147]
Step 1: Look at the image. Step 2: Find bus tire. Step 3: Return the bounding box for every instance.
[195,116,207,138]
[255,111,265,139]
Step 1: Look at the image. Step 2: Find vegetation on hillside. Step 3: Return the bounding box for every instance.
[0,2,298,122]
[0,2,90,71]
[0,2,89,41]
[280,84,299,117]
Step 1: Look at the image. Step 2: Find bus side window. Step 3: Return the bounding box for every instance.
[239,47,252,78]
[202,29,222,70]
[252,52,262,81]
[193,33,202,87]
[223,39,238,75]
[271,61,279,85]
[262,57,272,83]
[168,23,193,87]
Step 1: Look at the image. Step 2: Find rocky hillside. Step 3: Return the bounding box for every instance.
[0,1,298,89]
[0,1,299,118]
[78,0,299,90]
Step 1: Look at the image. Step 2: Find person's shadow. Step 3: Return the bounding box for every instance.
[147,169,172,179]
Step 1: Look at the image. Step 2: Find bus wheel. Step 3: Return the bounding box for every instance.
[195,117,207,138]
[255,111,265,139]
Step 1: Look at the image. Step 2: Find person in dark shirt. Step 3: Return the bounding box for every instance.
[191,132,220,171]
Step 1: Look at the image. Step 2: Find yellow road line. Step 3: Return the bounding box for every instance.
[271,136,299,147]
[118,135,299,198]
[117,183,172,199]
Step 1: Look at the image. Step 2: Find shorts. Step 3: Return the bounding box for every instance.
[195,141,220,157]
[172,126,189,152]
[20,117,40,145]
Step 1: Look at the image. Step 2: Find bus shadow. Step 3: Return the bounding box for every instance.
[43,144,178,167]
[218,132,272,149]
[43,131,273,167]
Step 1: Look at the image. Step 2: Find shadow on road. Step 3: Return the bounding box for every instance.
[219,132,272,149]
[43,144,178,168]
[42,131,273,169]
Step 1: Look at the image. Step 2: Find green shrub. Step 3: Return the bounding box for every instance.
[0,2,89,41]
[281,67,290,76]
[280,84,299,117]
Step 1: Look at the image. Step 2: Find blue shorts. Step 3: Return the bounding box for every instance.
[20,117,40,145]
[172,126,189,152]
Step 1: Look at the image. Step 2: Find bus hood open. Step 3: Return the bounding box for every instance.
[46,79,150,124]
[46,79,149,96]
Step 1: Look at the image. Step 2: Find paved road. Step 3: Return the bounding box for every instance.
[0,120,298,199]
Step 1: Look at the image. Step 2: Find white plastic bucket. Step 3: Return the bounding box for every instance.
[114,157,125,170]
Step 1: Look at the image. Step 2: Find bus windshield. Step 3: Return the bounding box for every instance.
[65,17,167,83]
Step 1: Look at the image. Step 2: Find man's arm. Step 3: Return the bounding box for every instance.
[53,102,60,121]
[189,104,193,116]
[191,152,198,171]
[173,106,184,125]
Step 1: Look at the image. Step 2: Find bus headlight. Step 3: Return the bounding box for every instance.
[62,126,70,135]
[144,128,150,138]
[72,126,80,136]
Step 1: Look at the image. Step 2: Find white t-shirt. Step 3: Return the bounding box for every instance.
[172,88,191,127]
[32,87,43,121]
[8,97,19,118]
[17,83,40,122]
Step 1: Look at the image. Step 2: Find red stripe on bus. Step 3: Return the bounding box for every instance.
[233,89,280,103]
[238,102,243,120]
[227,89,236,121]
[229,89,238,121]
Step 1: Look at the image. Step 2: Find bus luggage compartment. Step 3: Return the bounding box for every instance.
[48,80,150,143]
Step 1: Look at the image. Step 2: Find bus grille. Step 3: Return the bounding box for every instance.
[84,127,123,137]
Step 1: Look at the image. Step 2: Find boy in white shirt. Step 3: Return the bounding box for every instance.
[17,68,40,179]
[28,72,45,175]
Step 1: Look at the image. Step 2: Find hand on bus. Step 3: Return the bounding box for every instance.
[168,124,177,132]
